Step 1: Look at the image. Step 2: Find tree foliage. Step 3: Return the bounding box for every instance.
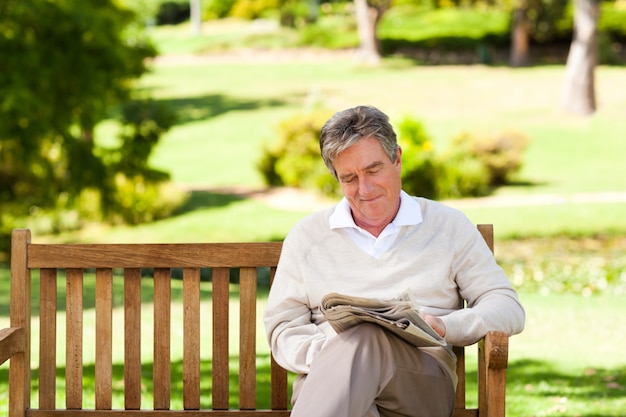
[0,0,173,252]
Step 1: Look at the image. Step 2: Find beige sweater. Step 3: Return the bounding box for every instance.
[263,197,525,385]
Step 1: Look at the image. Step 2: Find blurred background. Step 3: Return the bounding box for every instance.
[1,0,625,415]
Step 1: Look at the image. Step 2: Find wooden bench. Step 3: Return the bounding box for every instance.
[1,225,509,417]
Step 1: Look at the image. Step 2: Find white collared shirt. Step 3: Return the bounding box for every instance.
[329,190,423,258]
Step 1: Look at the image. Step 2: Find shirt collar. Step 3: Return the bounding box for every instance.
[329,190,423,230]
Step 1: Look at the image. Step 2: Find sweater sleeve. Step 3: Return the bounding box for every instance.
[262,222,330,374]
[439,218,525,346]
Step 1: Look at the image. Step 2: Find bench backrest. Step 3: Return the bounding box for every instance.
[4,225,502,416]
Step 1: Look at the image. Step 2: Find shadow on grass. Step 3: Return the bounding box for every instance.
[1,354,288,410]
[506,358,626,398]
[150,93,288,126]
[453,358,625,416]
[174,190,246,215]
[1,358,623,413]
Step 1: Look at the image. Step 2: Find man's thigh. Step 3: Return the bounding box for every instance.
[376,332,455,417]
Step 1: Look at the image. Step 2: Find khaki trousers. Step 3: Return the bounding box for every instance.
[290,323,455,417]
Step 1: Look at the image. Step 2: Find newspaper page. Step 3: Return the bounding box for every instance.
[320,291,446,347]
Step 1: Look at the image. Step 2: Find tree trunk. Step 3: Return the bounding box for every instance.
[561,0,600,115]
[190,0,201,36]
[354,0,387,65]
[510,6,530,67]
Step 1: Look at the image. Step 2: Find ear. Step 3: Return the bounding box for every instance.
[395,146,402,168]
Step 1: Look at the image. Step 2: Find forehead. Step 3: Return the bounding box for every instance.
[334,137,387,172]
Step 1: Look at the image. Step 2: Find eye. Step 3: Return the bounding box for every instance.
[367,166,383,176]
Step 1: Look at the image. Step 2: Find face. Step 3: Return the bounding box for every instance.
[333,136,402,237]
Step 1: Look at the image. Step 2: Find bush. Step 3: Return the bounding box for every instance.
[396,116,439,199]
[600,0,626,41]
[397,116,492,200]
[449,130,530,186]
[257,110,340,196]
[204,0,238,19]
[230,0,279,19]
[436,153,491,199]
[110,176,188,225]
[156,1,190,25]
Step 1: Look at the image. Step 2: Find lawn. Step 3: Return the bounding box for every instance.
[2,19,626,417]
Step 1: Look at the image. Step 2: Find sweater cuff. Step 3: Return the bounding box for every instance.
[440,309,486,347]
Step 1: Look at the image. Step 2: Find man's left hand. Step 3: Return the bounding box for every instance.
[423,314,446,337]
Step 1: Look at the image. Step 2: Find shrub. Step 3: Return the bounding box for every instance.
[156,1,190,25]
[109,175,188,225]
[257,110,340,196]
[396,116,440,199]
[436,152,491,199]
[230,0,279,19]
[449,130,530,186]
[398,116,493,200]
[204,0,238,19]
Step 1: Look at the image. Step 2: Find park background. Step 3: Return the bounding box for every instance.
[1,0,626,415]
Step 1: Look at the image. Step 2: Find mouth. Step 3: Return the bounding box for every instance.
[360,195,381,203]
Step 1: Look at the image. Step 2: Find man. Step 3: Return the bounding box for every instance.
[263,105,525,417]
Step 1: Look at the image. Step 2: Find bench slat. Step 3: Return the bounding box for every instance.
[124,268,142,410]
[183,267,201,410]
[96,268,113,410]
[453,410,479,417]
[211,267,230,410]
[66,268,84,409]
[453,345,466,409]
[268,267,288,411]
[154,268,172,410]
[239,267,257,410]
[27,243,283,268]
[39,268,57,410]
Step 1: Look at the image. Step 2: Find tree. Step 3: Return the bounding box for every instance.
[0,0,169,251]
[354,0,392,64]
[508,0,569,67]
[561,0,600,115]
[510,2,531,67]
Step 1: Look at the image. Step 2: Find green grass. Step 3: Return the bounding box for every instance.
[505,292,626,416]
[460,203,626,239]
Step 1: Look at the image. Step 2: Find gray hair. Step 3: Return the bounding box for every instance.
[320,105,399,178]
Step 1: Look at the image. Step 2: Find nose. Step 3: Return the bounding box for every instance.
[358,176,374,196]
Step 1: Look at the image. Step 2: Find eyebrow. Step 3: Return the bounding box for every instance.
[338,161,384,182]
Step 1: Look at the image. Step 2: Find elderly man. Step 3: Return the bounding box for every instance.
[263,105,525,417]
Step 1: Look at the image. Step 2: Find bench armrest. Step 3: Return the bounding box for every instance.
[0,327,25,365]
[478,331,509,417]
[482,330,509,369]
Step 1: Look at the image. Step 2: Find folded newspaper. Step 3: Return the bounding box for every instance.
[320,291,446,347]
